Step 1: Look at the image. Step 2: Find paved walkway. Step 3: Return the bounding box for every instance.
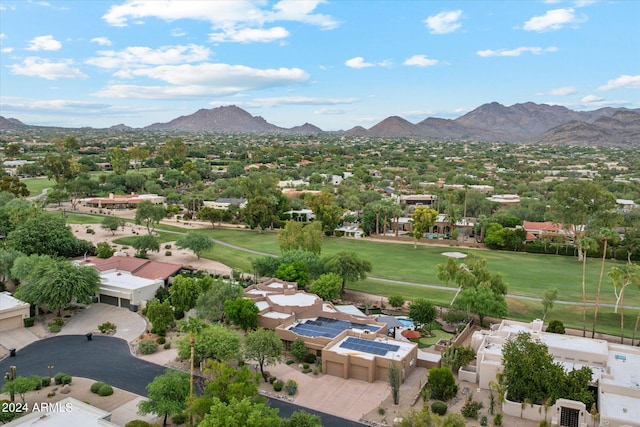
[0,327,40,353]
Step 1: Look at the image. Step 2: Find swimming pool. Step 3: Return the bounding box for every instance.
[397,317,414,328]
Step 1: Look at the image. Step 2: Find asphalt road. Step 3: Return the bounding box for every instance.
[0,335,365,426]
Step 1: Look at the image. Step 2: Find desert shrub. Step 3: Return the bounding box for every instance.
[156,336,166,345]
[290,338,307,361]
[98,384,114,396]
[165,244,172,249]
[493,413,503,426]
[54,373,71,385]
[303,353,317,364]
[174,309,184,320]
[165,251,172,256]
[163,342,171,350]
[98,321,117,333]
[442,309,466,324]
[302,363,310,370]
[427,367,458,401]
[285,379,298,396]
[48,323,62,333]
[23,317,35,327]
[172,413,187,425]
[480,415,488,426]
[546,319,565,334]
[30,375,42,390]
[285,359,295,365]
[269,376,277,384]
[302,368,312,374]
[539,421,550,427]
[461,401,483,419]
[41,376,51,387]
[125,421,151,427]
[431,400,448,415]
[273,380,284,392]
[91,381,106,394]
[138,339,158,355]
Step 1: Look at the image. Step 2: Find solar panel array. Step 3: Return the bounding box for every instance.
[289,317,380,338]
[339,337,400,356]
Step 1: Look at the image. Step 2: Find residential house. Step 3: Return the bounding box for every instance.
[0,292,30,332]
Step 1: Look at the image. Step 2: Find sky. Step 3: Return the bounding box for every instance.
[0,0,639,131]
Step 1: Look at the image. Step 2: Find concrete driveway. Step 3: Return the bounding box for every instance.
[0,327,40,353]
[58,303,147,343]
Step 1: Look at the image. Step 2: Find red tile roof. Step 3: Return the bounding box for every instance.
[80,256,182,280]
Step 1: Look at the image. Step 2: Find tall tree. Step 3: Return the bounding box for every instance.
[134,200,167,235]
[178,316,204,416]
[408,298,438,334]
[160,138,188,161]
[177,323,241,364]
[108,147,130,175]
[0,176,29,197]
[176,232,214,259]
[541,287,558,320]
[244,195,276,232]
[244,328,284,382]
[132,235,160,258]
[579,237,598,336]
[144,299,174,335]
[169,275,201,313]
[322,250,372,296]
[278,220,323,254]
[14,258,100,316]
[411,206,438,248]
[199,397,282,427]
[41,152,78,187]
[195,281,243,323]
[224,298,259,331]
[137,370,190,427]
[609,263,640,343]
[550,181,616,261]
[197,206,225,228]
[592,228,620,338]
[129,146,150,171]
[101,216,122,236]
[309,272,342,301]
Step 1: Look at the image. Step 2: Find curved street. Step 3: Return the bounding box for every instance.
[0,335,365,426]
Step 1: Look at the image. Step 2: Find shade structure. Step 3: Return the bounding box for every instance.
[401,330,421,339]
[375,315,404,329]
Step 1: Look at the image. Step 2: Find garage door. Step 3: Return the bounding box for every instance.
[0,315,23,332]
[119,298,131,310]
[100,294,119,306]
[376,366,388,382]
[351,365,369,382]
[325,361,343,378]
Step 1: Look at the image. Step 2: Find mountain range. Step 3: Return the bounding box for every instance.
[2,102,639,147]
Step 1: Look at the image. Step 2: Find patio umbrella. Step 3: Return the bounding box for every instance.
[401,330,421,339]
[376,315,404,329]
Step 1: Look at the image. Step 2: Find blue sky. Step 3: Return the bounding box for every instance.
[1,0,638,130]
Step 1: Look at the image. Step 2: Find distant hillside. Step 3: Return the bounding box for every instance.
[2,102,639,147]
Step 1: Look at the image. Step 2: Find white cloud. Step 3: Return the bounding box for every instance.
[92,63,309,99]
[424,10,462,34]
[90,37,112,46]
[86,44,211,69]
[314,107,351,115]
[523,8,584,32]
[209,26,289,43]
[403,54,439,67]
[26,35,62,51]
[598,75,640,91]
[549,86,577,96]
[103,0,337,44]
[345,57,374,69]
[251,96,358,107]
[171,28,187,37]
[476,46,558,57]
[10,57,87,80]
[344,57,391,69]
[1,47,13,53]
[582,94,603,103]
[0,33,5,40]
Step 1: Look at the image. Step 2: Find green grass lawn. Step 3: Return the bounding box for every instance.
[112,231,175,246]
[21,177,55,196]
[63,212,105,224]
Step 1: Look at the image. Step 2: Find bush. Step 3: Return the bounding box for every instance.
[303,353,317,364]
[302,368,312,374]
[138,339,158,355]
[493,413,503,426]
[269,376,277,384]
[431,400,448,416]
[165,251,172,256]
[480,415,488,426]
[302,363,310,370]
[91,382,106,394]
[539,421,550,427]
[156,336,166,345]
[285,379,298,396]
[290,338,307,361]
[98,321,117,333]
[23,317,35,327]
[174,309,184,320]
[285,359,295,365]
[125,421,151,427]
[172,413,187,425]
[461,401,483,419]
[163,342,171,350]
[54,373,71,385]
[48,323,62,333]
[165,244,172,249]
[98,384,114,396]
[41,376,51,387]
[442,309,466,324]
[546,319,565,334]
[427,367,458,401]
[273,380,284,392]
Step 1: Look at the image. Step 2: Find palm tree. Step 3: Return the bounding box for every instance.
[580,237,598,337]
[592,228,619,338]
[179,317,205,403]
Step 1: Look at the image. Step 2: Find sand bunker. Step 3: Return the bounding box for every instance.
[441,251,467,258]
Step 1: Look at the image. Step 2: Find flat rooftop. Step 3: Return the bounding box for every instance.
[4,397,118,427]
[288,316,381,339]
[101,271,158,290]
[268,293,318,307]
[605,348,640,390]
[0,291,29,311]
[329,335,414,360]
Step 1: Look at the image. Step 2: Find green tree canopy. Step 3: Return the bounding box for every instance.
[144,299,174,335]
[408,298,438,334]
[278,220,323,254]
[411,206,438,248]
[176,232,213,259]
[137,370,190,427]
[134,201,167,235]
[169,275,201,313]
[177,323,242,365]
[309,272,342,301]
[196,280,243,323]
[322,250,372,296]
[132,235,160,258]
[244,328,284,382]
[101,216,122,235]
[224,298,259,332]
[199,397,282,427]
